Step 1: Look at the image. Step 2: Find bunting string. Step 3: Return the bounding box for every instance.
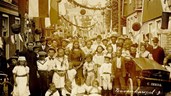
[61,15,97,29]
[67,0,110,10]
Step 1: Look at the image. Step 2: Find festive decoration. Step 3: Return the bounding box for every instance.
[80,9,86,15]
[61,15,97,29]
[132,22,141,31]
[67,0,110,10]
[11,24,21,34]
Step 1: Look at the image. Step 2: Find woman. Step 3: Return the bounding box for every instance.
[139,43,152,59]
[69,40,85,80]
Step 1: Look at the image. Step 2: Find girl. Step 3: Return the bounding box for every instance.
[69,40,85,80]
[12,56,30,96]
[52,48,69,96]
[83,54,95,86]
[88,80,102,96]
[92,45,105,86]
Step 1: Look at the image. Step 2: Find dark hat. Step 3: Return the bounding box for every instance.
[152,37,159,43]
[38,51,47,56]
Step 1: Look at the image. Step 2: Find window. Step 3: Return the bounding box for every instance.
[2,14,9,59]
[156,19,161,29]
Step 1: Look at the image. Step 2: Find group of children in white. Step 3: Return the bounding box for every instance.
[11,34,163,96]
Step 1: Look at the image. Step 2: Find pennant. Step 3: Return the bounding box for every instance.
[10,35,15,44]
[50,0,60,25]
[18,34,24,42]
[0,37,3,48]
[39,0,49,17]
[28,0,39,17]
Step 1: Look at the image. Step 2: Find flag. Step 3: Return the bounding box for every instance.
[10,35,15,44]
[29,0,49,18]
[18,0,28,16]
[39,0,49,17]
[28,0,39,17]
[50,0,60,25]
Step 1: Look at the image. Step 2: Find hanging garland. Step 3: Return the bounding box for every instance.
[67,0,110,10]
[61,15,97,29]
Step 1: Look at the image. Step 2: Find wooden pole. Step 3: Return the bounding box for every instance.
[118,0,122,35]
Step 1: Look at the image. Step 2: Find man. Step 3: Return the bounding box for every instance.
[40,38,49,52]
[112,50,126,90]
[110,35,118,52]
[19,42,40,96]
[151,37,165,65]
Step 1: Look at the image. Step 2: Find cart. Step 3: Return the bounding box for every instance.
[126,58,171,96]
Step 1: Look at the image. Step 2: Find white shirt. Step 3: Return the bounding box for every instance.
[37,60,48,71]
[45,90,60,96]
[45,56,57,71]
[116,57,121,69]
[71,81,89,96]
[100,63,112,76]
[93,54,105,66]
[53,56,69,71]
[111,44,117,52]
[82,47,94,55]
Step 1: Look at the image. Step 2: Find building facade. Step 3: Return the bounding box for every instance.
[0,0,21,59]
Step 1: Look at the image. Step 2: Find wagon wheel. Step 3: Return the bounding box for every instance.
[127,78,133,96]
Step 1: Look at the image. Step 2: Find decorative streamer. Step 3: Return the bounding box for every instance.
[67,0,110,10]
[61,15,97,29]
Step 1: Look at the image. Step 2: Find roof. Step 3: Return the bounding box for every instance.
[142,0,163,23]
[133,58,167,71]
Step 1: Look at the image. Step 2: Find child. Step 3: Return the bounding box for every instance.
[12,56,30,96]
[7,56,18,95]
[100,54,113,96]
[71,77,89,96]
[52,48,69,96]
[45,83,60,96]
[37,51,48,96]
[63,63,77,96]
[83,54,95,86]
[93,45,105,86]
[88,80,102,96]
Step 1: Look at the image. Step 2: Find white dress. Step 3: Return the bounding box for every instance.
[12,66,30,96]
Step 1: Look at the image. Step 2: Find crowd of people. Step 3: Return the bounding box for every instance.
[0,33,168,96]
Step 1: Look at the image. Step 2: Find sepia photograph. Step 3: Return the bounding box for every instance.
[0,0,171,96]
